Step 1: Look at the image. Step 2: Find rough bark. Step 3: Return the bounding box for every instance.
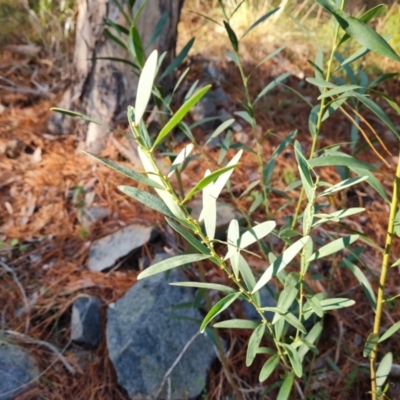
[48,0,183,153]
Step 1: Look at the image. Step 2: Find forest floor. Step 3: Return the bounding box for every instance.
[1,2,400,399]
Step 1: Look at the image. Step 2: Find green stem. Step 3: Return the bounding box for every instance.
[370,152,400,400]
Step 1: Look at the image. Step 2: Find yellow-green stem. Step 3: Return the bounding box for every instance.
[370,152,400,400]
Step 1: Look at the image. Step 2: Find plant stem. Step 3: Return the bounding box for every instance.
[370,152,400,400]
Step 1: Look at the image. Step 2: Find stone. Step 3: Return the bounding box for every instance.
[189,199,245,239]
[71,295,102,348]
[0,343,39,400]
[87,224,156,271]
[106,253,217,400]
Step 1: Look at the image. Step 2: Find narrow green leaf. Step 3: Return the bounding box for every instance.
[255,72,291,104]
[316,0,400,62]
[50,108,112,130]
[128,25,145,67]
[379,321,400,343]
[200,292,241,332]
[214,319,260,329]
[234,110,254,126]
[118,185,174,217]
[238,180,261,199]
[138,254,211,279]
[201,170,217,240]
[159,37,195,82]
[343,258,376,311]
[84,152,163,189]
[238,255,260,305]
[298,322,323,361]
[246,323,265,366]
[351,167,389,203]
[313,207,365,226]
[92,57,138,69]
[337,47,370,71]
[277,372,295,400]
[223,20,239,52]
[306,295,324,318]
[294,141,314,202]
[147,11,168,48]
[352,92,400,139]
[281,344,303,377]
[182,164,237,204]
[318,176,368,197]
[364,332,379,357]
[168,143,194,177]
[135,50,158,124]
[240,221,276,249]
[253,236,310,293]
[103,28,128,50]
[241,8,279,39]
[307,235,359,262]
[308,155,379,172]
[318,84,362,99]
[376,352,393,390]
[205,119,235,145]
[255,45,285,70]
[165,218,210,255]
[259,354,280,382]
[152,85,212,150]
[304,298,355,320]
[306,77,336,89]
[169,281,235,293]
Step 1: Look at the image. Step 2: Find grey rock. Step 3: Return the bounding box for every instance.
[88,224,156,271]
[243,285,277,321]
[81,206,109,228]
[107,254,216,400]
[0,343,39,400]
[71,295,102,348]
[190,199,245,239]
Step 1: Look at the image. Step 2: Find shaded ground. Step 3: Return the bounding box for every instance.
[1,4,400,400]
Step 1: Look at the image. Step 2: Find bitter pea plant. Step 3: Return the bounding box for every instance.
[53,0,400,398]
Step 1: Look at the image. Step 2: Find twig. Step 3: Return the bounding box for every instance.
[1,330,76,375]
[154,331,200,399]
[0,261,30,333]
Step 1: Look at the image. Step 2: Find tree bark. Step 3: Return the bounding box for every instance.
[48,0,183,153]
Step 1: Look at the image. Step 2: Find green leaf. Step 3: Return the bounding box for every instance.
[298,322,323,361]
[307,235,359,262]
[376,352,393,390]
[239,221,276,250]
[84,152,164,189]
[234,110,254,126]
[159,37,195,82]
[351,167,390,203]
[259,354,279,382]
[363,332,379,357]
[294,141,314,202]
[214,319,260,329]
[253,236,310,293]
[316,0,400,62]
[239,180,261,199]
[238,255,260,305]
[205,119,235,145]
[135,50,158,124]
[306,77,336,89]
[223,20,239,52]
[118,185,174,217]
[304,298,355,320]
[336,46,370,71]
[168,143,194,178]
[308,155,380,172]
[241,7,280,39]
[138,254,211,279]
[277,372,295,400]
[152,85,212,150]
[147,11,168,48]
[313,207,365,226]
[201,170,217,241]
[246,323,265,366]
[50,108,113,130]
[307,295,324,318]
[379,321,400,343]
[226,219,240,278]
[339,4,385,45]
[103,28,128,50]
[200,292,241,332]
[255,45,285,70]
[128,25,145,68]
[318,176,368,197]
[165,218,210,255]
[254,72,291,104]
[343,258,376,311]
[317,84,363,100]
[281,344,303,377]
[351,92,400,139]
[169,281,235,293]
[182,164,237,204]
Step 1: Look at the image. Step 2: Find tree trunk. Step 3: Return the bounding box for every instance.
[48,0,183,153]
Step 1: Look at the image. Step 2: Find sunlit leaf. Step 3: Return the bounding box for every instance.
[214,319,260,329]
[307,235,359,262]
[363,332,379,357]
[259,354,280,382]
[169,281,235,293]
[318,176,368,197]
[138,254,211,279]
[246,323,265,366]
[376,352,393,390]
[241,8,280,39]
[379,321,400,343]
